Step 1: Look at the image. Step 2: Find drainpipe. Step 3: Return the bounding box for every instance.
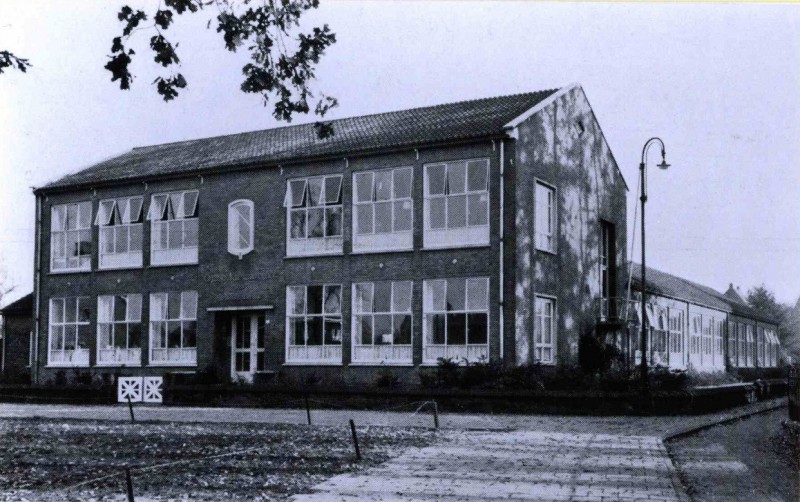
[498,139,505,363]
[33,192,42,384]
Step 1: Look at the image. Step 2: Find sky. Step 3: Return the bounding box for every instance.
[1,1,799,306]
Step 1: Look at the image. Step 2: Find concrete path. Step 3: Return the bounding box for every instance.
[293,430,685,501]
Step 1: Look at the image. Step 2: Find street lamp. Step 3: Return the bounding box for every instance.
[639,137,670,391]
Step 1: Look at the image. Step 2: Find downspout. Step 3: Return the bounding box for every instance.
[1,315,6,373]
[33,192,42,384]
[498,139,505,363]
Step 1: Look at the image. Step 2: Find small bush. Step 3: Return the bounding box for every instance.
[53,370,67,387]
[374,369,400,389]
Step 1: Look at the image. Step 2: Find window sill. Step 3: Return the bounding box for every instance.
[46,364,90,368]
[350,247,413,255]
[147,362,198,367]
[284,252,344,259]
[422,243,490,251]
[147,262,199,269]
[48,269,91,275]
[535,247,558,256]
[283,362,342,366]
[97,265,143,272]
[348,362,414,367]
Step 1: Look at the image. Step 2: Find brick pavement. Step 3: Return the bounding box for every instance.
[293,431,685,501]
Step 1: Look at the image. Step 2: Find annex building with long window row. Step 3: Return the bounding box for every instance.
[25,83,779,387]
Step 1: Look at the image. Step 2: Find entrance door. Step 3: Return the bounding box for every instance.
[231,314,265,382]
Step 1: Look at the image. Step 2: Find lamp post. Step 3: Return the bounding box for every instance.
[639,137,670,391]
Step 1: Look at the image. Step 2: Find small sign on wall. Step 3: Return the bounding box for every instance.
[117,376,163,404]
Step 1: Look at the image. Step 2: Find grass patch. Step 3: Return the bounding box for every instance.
[0,417,436,500]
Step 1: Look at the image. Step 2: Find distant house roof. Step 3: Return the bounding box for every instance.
[629,265,779,325]
[38,88,560,192]
[0,293,33,316]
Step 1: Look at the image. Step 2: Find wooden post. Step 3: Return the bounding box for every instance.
[124,467,135,502]
[305,395,312,426]
[432,400,439,430]
[126,396,135,423]
[349,419,361,461]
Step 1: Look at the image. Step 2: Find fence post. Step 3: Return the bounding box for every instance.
[124,467,135,502]
[305,395,312,426]
[432,400,439,430]
[126,396,135,423]
[349,419,361,461]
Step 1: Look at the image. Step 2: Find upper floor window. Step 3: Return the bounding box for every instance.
[353,167,413,252]
[424,159,489,249]
[228,199,254,257]
[285,176,343,256]
[423,277,489,364]
[286,284,342,364]
[534,296,556,364]
[48,297,90,366]
[97,294,142,366]
[96,196,143,269]
[149,291,197,366]
[352,281,413,365]
[51,201,92,272]
[535,181,556,253]
[147,190,199,266]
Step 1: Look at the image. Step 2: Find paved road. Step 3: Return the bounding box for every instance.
[667,408,799,502]
[0,398,785,437]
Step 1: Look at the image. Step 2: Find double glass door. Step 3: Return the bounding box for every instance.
[231,314,265,381]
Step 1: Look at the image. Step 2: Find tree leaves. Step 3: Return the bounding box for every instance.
[150,35,180,67]
[0,51,32,74]
[106,1,338,137]
[154,74,187,101]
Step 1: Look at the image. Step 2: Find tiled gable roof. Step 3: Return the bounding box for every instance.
[40,88,559,191]
[630,264,779,324]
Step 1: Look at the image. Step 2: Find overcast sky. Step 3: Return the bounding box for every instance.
[1,1,799,306]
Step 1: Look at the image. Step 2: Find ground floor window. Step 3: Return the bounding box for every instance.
[534,296,556,364]
[97,294,142,366]
[352,281,412,365]
[690,314,701,355]
[746,325,755,367]
[149,291,197,365]
[423,277,489,364]
[48,297,91,366]
[286,284,342,364]
[668,309,684,355]
[737,323,747,367]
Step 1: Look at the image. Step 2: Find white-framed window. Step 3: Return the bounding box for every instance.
[535,181,556,253]
[50,202,92,272]
[690,314,701,355]
[147,190,199,266]
[96,196,144,269]
[746,324,755,367]
[727,321,737,364]
[534,296,556,364]
[757,326,766,367]
[97,294,142,366]
[702,316,712,357]
[227,199,254,257]
[714,320,723,359]
[285,175,343,256]
[286,285,342,364]
[353,167,413,252]
[737,323,747,367]
[423,159,489,249]
[149,291,197,365]
[352,281,412,365]
[48,297,91,366]
[423,277,489,364]
[668,309,684,355]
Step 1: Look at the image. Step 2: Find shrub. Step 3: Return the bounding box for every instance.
[374,369,400,389]
[53,370,67,387]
